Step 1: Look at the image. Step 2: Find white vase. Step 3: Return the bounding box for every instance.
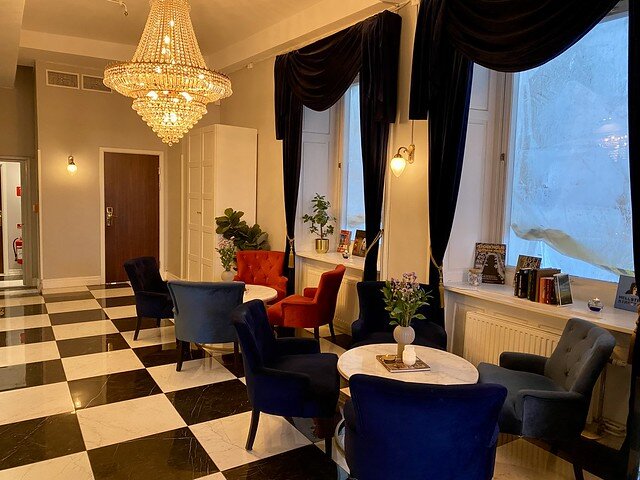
[221,269,235,282]
[393,325,415,358]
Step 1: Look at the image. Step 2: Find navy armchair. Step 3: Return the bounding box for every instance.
[351,281,447,349]
[124,257,173,341]
[478,318,616,479]
[232,300,339,454]
[344,374,507,480]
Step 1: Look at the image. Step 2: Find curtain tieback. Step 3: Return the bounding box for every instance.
[363,229,384,258]
[430,248,444,308]
[287,236,295,268]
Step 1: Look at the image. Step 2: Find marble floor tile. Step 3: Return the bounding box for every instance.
[0,295,44,307]
[43,291,96,303]
[0,451,94,480]
[0,382,74,425]
[0,303,47,318]
[89,287,134,299]
[62,349,144,381]
[111,316,173,333]
[328,334,352,351]
[166,379,251,425]
[213,353,245,378]
[190,411,311,471]
[0,326,55,346]
[56,333,129,358]
[315,439,349,474]
[0,340,60,367]
[0,313,50,332]
[134,342,204,368]
[88,283,130,290]
[147,357,235,393]
[200,474,226,480]
[0,280,26,288]
[68,369,160,409]
[53,320,118,341]
[0,289,39,299]
[42,286,90,295]
[76,394,186,449]
[49,309,108,326]
[0,413,86,471]
[45,299,102,314]
[0,359,67,392]
[103,305,137,320]
[87,426,219,480]
[121,325,176,348]
[319,338,346,357]
[96,296,136,308]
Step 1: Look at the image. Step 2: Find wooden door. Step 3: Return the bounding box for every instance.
[0,168,4,274]
[104,152,159,283]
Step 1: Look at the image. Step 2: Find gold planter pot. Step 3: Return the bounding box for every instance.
[315,238,330,254]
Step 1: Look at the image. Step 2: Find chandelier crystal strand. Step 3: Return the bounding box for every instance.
[104,0,232,145]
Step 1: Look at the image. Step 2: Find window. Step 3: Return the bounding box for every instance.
[504,13,632,282]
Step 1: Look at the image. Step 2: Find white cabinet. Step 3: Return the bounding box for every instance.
[183,124,257,281]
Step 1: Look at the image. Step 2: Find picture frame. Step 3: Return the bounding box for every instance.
[337,229,352,253]
[614,275,639,312]
[352,229,367,257]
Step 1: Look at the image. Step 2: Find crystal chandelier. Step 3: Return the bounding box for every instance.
[104,0,232,145]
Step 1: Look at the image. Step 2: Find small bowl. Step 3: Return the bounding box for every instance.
[587,298,604,312]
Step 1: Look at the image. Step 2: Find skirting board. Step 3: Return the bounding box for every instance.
[164,271,181,281]
[40,276,102,289]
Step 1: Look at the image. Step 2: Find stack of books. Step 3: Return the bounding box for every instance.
[513,255,572,306]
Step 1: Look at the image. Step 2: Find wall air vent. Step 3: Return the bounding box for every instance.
[82,75,112,93]
[46,70,79,89]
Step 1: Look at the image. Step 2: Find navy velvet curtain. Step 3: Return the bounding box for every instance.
[275,11,401,289]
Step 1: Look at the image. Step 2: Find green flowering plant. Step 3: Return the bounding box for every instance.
[216,238,236,271]
[381,272,431,327]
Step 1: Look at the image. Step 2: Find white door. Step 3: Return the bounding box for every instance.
[186,132,203,281]
[201,130,216,281]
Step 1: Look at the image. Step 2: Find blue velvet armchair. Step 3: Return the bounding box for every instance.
[478,318,616,479]
[232,299,340,454]
[124,257,174,341]
[344,374,507,480]
[168,281,245,371]
[351,281,447,349]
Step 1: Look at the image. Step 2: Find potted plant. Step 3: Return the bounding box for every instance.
[382,272,431,358]
[302,193,336,254]
[215,208,269,250]
[216,237,236,281]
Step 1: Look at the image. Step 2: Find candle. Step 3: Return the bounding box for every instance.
[402,345,417,367]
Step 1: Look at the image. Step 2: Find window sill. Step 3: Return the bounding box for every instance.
[296,250,367,272]
[445,282,637,335]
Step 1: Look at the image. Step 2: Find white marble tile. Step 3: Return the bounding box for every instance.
[147,357,235,393]
[121,325,175,347]
[76,394,186,449]
[315,440,349,473]
[90,287,134,299]
[0,295,44,307]
[190,411,311,471]
[0,452,94,480]
[0,341,59,367]
[53,319,118,340]
[103,305,137,319]
[0,382,74,425]
[0,313,50,332]
[198,474,227,480]
[42,286,90,295]
[319,338,346,357]
[62,349,145,381]
[45,299,102,314]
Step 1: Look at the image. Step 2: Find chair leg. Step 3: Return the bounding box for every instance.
[133,316,143,340]
[245,409,260,450]
[324,435,333,458]
[573,463,584,480]
[176,340,187,372]
[314,327,319,339]
[328,322,336,342]
[233,341,239,367]
[156,317,161,327]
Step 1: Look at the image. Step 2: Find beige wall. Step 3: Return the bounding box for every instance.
[35,61,167,282]
[0,66,35,158]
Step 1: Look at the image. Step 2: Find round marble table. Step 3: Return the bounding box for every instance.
[243,284,278,304]
[337,343,478,385]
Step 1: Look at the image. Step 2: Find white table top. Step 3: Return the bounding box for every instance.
[337,343,479,385]
[243,284,278,303]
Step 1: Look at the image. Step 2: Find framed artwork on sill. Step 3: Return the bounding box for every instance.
[352,230,367,257]
[337,230,352,253]
[615,275,639,312]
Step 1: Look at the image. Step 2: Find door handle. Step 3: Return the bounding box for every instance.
[106,207,117,227]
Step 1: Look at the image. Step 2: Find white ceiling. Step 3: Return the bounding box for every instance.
[22,0,326,55]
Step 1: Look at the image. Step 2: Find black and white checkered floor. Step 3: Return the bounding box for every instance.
[0,283,602,479]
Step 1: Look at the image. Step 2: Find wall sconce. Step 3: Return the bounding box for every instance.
[390,144,415,177]
[67,155,78,175]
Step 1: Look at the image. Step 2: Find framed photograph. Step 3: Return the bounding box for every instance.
[352,229,367,257]
[337,229,352,253]
[553,273,573,306]
[614,275,639,312]
[474,243,506,284]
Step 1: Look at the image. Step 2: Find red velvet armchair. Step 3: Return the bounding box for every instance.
[234,250,288,302]
[267,264,346,340]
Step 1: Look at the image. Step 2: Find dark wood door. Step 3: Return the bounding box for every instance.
[0,169,4,275]
[104,152,159,283]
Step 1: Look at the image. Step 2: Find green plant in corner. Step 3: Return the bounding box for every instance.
[302,193,336,239]
[215,208,269,250]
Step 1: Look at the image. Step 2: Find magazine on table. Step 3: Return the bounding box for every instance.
[376,355,431,373]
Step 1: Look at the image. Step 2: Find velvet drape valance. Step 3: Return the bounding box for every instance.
[275,10,401,287]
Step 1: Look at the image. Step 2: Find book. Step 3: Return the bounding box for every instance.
[538,276,556,304]
[474,243,506,284]
[553,273,573,306]
[516,268,531,298]
[352,230,367,257]
[514,255,542,293]
[337,230,352,253]
[527,268,561,302]
[614,275,640,312]
[376,355,431,373]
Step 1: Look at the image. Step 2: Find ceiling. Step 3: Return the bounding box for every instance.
[22,0,326,55]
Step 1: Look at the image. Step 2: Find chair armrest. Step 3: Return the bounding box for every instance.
[344,399,357,433]
[518,389,588,441]
[275,337,320,356]
[500,352,547,375]
[351,318,367,342]
[303,287,318,299]
[412,320,447,350]
[276,276,289,291]
[252,367,311,409]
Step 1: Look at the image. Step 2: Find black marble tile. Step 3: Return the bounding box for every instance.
[0,413,85,471]
[223,445,349,480]
[134,343,204,368]
[111,317,172,332]
[88,426,218,480]
[43,291,95,303]
[88,283,130,290]
[213,352,244,378]
[96,296,136,308]
[328,334,352,350]
[286,413,342,444]
[49,309,108,326]
[0,359,66,392]
[68,369,160,409]
[0,303,47,318]
[166,380,251,425]
[0,326,55,346]
[56,333,129,358]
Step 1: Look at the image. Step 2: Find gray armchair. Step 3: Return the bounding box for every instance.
[478,318,615,479]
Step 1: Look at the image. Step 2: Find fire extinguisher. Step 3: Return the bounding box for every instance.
[13,236,23,265]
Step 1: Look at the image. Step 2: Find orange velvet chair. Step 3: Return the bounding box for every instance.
[267,264,346,340]
[234,250,288,302]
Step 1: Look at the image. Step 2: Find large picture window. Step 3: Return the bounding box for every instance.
[341,83,366,233]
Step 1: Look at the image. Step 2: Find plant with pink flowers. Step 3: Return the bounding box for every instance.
[216,238,236,271]
[381,272,430,327]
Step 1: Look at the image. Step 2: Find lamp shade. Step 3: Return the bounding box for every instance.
[390,153,407,177]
